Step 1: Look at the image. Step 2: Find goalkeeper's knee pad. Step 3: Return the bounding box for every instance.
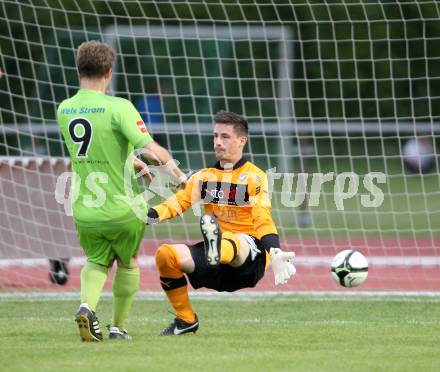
[155,244,182,278]
[220,232,240,264]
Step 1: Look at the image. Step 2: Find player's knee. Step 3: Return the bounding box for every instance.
[116,256,138,269]
[222,231,242,258]
[155,244,179,274]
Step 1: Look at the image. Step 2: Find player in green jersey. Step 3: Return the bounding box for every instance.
[57,41,186,342]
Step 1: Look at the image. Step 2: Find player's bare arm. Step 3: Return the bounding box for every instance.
[133,156,154,183]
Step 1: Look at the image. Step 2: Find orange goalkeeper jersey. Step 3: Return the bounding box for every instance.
[153,158,278,240]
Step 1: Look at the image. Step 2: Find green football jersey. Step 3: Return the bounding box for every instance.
[57,89,153,226]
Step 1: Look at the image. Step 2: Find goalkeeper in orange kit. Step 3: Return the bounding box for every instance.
[147,111,296,335]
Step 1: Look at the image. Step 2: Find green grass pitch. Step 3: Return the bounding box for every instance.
[1,296,439,371]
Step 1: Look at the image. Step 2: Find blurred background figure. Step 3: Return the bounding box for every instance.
[135,82,171,148]
[402,136,436,174]
[136,89,164,126]
[136,82,167,141]
[49,259,69,285]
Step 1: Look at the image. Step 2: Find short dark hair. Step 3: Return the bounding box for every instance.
[76,41,116,79]
[213,111,248,136]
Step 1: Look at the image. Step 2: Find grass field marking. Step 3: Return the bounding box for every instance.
[4,316,440,326]
[2,255,440,268]
[2,291,440,301]
[2,316,440,328]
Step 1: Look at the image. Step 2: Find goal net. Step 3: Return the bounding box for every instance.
[1,1,439,294]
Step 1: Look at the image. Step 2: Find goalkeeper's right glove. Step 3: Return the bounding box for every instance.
[147,207,160,225]
[269,248,296,286]
[172,174,188,190]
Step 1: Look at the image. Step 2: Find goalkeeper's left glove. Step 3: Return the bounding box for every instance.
[269,248,296,286]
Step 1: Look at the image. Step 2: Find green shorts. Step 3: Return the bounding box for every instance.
[76,219,145,267]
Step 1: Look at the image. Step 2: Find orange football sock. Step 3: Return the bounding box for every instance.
[155,244,196,323]
[164,286,196,324]
[220,232,241,264]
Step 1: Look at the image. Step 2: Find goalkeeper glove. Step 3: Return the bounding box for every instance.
[173,174,188,190]
[269,248,296,286]
[163,160,188,190]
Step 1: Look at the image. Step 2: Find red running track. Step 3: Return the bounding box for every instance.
[1,238,440,292]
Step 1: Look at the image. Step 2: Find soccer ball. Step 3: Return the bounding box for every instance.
[402,137,435,173]
[331,250,368,288]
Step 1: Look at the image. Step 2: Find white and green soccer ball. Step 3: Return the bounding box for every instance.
[331,250,368,288]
